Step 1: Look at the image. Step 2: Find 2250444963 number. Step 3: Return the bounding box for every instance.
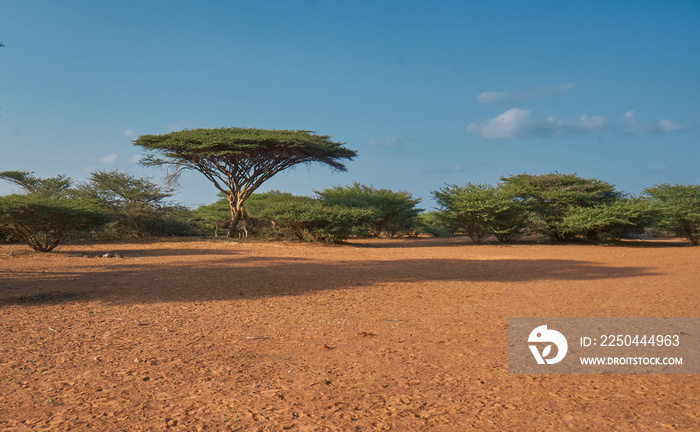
[600,334,680,347]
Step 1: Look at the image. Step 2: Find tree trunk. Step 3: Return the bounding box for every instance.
[227,195,243,238]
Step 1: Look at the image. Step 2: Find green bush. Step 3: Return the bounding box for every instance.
[259,198,373,244]
[644,184,700,245]
[0,194,110,252]
[411,211,455,238]
[74,170,177,239]
[500,172,621,241]
[194,191,309,238]
[245,191,314,217]
[0,171,111,251]
[556,198,657,242]
[433,183,528,243]
[142,206,202,237]
[317,182,422,237]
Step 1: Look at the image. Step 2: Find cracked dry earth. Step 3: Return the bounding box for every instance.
[0,237,698,431]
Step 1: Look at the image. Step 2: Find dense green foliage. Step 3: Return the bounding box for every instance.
[256,196,373,244]
[410,211,455,238]
[500,172,621,240]
[555,198,658,242]
[0,194,110,251]
[195,187,422,242]
[644,184,700,245]
[317,182,422,237]
[3,166,699,247]
[434,183,528,243]
[193,191,296,237]
[0,172,110,251]
[134,128,357,236]
[75,170,186,238]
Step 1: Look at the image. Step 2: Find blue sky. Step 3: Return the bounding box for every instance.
[1,0,698,209]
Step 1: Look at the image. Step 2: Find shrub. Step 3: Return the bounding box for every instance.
[410,211,455,238]
[259,198,373,244]
[556,198,658,242]
[142,206,202,237]
[0,171,111,251]
[317,182,422,237]
[194,191,309,238]
[0,194,110,252]
[433,183,528,243]
[74,170,176,238]
[644,184,700,245]
[245,191,314,218]
[500,172,622,241]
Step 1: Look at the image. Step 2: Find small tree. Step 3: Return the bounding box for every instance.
[433,183,528,243]
[75,170,175,238]
[317,182,422,237]
[644,184,700,245]
[134,128,357,236]
[500,172,621,240]
[0,172,110,251]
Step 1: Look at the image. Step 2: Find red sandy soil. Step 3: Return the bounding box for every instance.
[0,237,698,431]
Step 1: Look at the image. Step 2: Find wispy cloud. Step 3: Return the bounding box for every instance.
[467,108,606,139]
[477,83,576,105]
[650,159,677,171]
[100,153,118,164]
[367,135,417,149]
[124,129,135,139]
[368,136,398,147]
[621,111,688,134]
[130,154,144,164]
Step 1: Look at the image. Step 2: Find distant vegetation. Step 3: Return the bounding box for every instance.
[1,168,698,250]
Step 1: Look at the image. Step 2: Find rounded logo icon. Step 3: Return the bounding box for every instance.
[528,325,568,364]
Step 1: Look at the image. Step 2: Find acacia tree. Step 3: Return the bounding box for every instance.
[134,128,357,236]
[74,170,175,238]
[500,172,621,240]
[434,182,528,243]
[0,171,109,251]
[644,183,700,245]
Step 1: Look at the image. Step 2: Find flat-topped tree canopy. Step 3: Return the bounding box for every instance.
[133,128,357,236]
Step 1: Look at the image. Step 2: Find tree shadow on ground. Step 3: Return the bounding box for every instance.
[346,237,692,249]
[60,247,244,258]
[0,248,658,306]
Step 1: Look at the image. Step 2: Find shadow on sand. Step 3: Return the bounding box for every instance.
[0,244,659,306]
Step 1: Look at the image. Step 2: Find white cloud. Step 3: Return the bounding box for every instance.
[621,111,687,134]
[124,129,135,139]
[467,108,606,139]
[467,108,533,138]
[476,83,576,104]
[659,119,684,132]
[130,154,144,164]
[547,113,607,132]
[100,153,118,164]
[477,91,507,104]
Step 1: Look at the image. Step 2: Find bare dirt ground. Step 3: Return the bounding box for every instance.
[0,237,698,431]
